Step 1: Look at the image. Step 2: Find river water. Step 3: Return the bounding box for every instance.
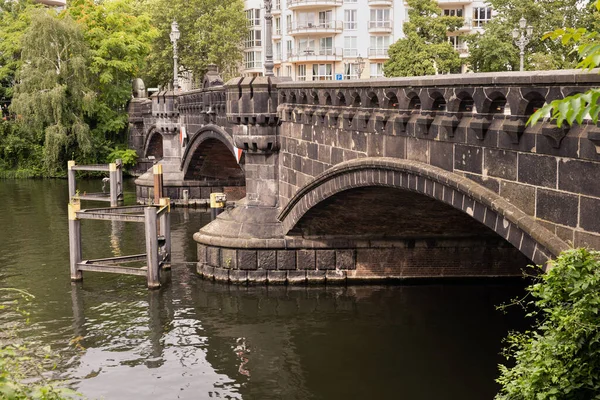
[0,178,529,399]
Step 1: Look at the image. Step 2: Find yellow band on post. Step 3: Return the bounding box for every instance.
[68,201,81,220]
[153,164,163,175]
[159,197,171,212]
[109,163,117,172]
[68,160,76,170]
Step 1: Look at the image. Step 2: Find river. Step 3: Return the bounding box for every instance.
[0,178,529,399]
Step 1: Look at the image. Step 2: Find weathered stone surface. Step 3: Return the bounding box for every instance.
[267,270,287,284]
[559,159,600,198]
[316,250,336,270]
[238,250,258,270]
[297,250,316,270]
[336,250,355,270]
[580,196,600,233]
[277,250,296,270]
[454,145,482,174]
[221,249,237,269]
[287,270,307,284]
[484,149,517,180]
[247,270,267,284]
[499,181,536,216]
[518,153,557,188]
[536,189,579,227]
[258,250,277,270]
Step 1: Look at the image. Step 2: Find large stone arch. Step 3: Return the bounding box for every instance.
[143,127,163,159]
[279,158,569,266]
[180,124,244,181]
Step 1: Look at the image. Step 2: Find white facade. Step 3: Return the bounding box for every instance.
[242,0,493,80]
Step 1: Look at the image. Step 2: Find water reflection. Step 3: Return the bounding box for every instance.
[0,179,529,400]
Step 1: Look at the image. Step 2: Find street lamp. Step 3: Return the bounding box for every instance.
[356,54,365,79]
[264,0,274,76]
[170,20,180,90]
[512,17,533,72]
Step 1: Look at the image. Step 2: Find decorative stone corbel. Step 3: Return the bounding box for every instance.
[542,123,570,149]
[470,115,491,140]
[502,117,527,145]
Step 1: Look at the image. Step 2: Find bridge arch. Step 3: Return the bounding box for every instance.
[143,127,163,160]
[278,158,568,266]
[180,125,244,181]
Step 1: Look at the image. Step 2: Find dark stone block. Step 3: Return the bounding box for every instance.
[277,250,297,270]
[383,135,406,159]
[406,137,428,163]
[331,147,344,165]
[267,270,287,284]
[247,270,268,284]
[326,270,347,284]
[536,189,579,227]
[367,134,384,157]
[559,159,600,198]
[213,266,229,282]
[287,271,307,284]
[297,250,316,270]
[207,246,220,267]
[429,141,453,171]
[464,173,500,193]
[519,234,537,262]
[352,131,367,152]
[307,270,326,284]
[454,145,483,174]
[495,216,510,239]
[221,249,237,269]
[230,269,248,284]
[316,250,336,270]
[258,250,277,270]
[500,181,536,216]
[574,231,600,250]
[556,226,574,245]
[197,245,207,264]
[238,250,258,270]
[518,153,557,188]
[580,196,600,233]
[336,250,356,270]
[484,210,498,230]
[307,142,318,160]
[484,149,517,180]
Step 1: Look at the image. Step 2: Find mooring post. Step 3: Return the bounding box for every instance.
[182,189,189,206]
[115,159,123,200]
[159,197,172,269]
[68,199,83,281]
[145,206,160,289]
[109,162,118,207]
[67,160,76,199]
[210,192,226,220]
[153,164,163,205]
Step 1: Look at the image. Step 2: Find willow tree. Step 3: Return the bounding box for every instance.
[10,10,95,174]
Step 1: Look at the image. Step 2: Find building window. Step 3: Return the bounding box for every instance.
[449,36,467,54]
[319,10,333,27]
[369,8,391,28]
[245,51,262,69]
[298,38,315,53]
[275,67,280,77]
[369,35,390,56]
[344,63,360,79]
[275,42,282,60]
[297,64,307,81]
[473,7,492,27]
[319,37,333,55]
[344,0,357,3]
[286,66,292,77]
[246,9,261,27]
[286,40,293,57]
[344,9,357,30]
[274,0,281,10]
[344,36,358,57]
[312,63,333,80]
[245,30,262,48]
[443,8,463,17]
[275,17,281,36]
[286,15,292,33]
[370,62,384,78]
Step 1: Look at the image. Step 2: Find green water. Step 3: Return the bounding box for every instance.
[0,178,528,399]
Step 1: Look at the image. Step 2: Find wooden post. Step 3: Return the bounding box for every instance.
[67,160,76,199]
[109,162,118,207]
[153,164,163,205]
[182,189,189,206]
[159,198,171,269]
[115,159,123,201]
[145,207,160,289]
[68,200,83,281]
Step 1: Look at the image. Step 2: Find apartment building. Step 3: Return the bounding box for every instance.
[242,0,493,80]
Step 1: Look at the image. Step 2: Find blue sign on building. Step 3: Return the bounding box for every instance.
[335,73,343,81]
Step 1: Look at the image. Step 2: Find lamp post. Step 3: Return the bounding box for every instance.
[264,0,275,76]
[170,20,180,90]
[512,17,533,72]
[356,54,365,79]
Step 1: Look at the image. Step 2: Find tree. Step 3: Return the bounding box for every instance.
[142,0,247,87]
[10,9,95,174]
[467,0,599,72]
[384,0,463,77]
[496,249,600,399]
[67,0,158,140]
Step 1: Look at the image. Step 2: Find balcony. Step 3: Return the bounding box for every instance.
[437,0,472,4]
[244,61,263,72]
[368,20,393,33]
[288,47,343,62]
[288,20,343,35]
[273,29,282,39]
[368,0,393,5]
[287,0,343,10]
[368,47,389,59]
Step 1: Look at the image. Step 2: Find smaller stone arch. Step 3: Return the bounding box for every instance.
[280,91,287,104]
[385,91,399,109]
[289,92,297,104]
[522,91,547,116]
[324,92,332,106]
[143,128,163,160]
[351,92,361,107]
[311,91,319,105]
[407,92,421,111]
[481,91,508,114]
[299,92,308,104]
[337,92,346,106]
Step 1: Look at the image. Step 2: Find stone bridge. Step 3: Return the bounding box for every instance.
[129,69,600,283]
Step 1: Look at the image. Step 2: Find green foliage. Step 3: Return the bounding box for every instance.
[467,0,599,72]
[496,249,600,399]
[9,10,95,175]
[0,289,79,400]
[143,0,247,87]
[384,0,463,77]
[528,0,600,127]
[107,147,138,170]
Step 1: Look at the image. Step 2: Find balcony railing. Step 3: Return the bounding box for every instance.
[245,61,263,70]
[287,0,343,8]
[288,20,343,35]
[288,47,343,62]
[367,47,389,58]
[368,0,392,5]
[368,20,393,32]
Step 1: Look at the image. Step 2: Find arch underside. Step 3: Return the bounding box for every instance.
[144,130,163,159]
[181,126,245,183]
[280,158,569,268]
